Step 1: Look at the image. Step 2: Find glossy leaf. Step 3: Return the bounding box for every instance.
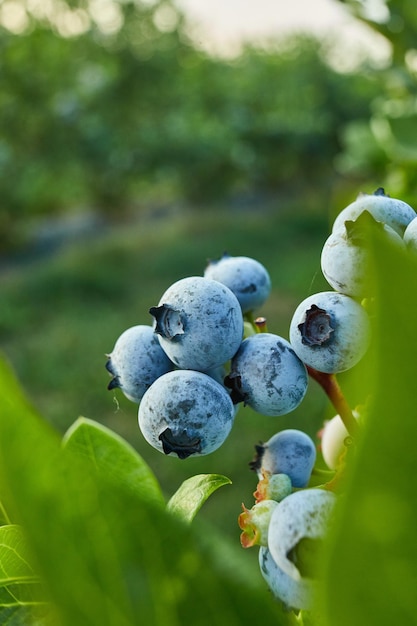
[167,474,232,523]
[62,417,165,508]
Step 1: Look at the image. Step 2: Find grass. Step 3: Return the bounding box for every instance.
[0,195,341,540]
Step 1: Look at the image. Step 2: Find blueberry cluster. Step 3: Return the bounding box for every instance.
[105,245,374,462]
[105,188,416,615]
[239,429,335,611]
[107,254,311,459]
[234,188,417,612]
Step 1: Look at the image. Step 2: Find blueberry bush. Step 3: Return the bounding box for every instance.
[1,188,417,625]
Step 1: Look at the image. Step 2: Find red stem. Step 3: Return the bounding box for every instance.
[306,366,359,439]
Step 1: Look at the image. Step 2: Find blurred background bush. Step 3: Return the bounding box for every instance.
[2,0,411,251]
[0,0,416,536]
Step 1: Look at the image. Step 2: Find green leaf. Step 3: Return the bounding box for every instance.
[167,474,232,523]
[62,417,165,508]
[0,605,51,626]
[322,235,417,625]
[387,114,417,162]
[0,525,47,625]
[0,502,11,527]
[0,356,290,626]
[0,526,39,596]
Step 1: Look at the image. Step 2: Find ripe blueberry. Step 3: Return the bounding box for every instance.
[224,333,308,416]
[204,253,271,313]
[149,276,244,371]
[138,369,235,459]
[250,429,316,488]
[106,325,174,402]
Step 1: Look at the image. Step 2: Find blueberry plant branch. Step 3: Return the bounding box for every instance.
[306,365,359,439]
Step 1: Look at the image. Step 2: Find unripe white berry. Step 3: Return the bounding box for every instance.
[321,411,359,470]
[403,216,417,253]
[321,213,404,298]
[332,188,416,236]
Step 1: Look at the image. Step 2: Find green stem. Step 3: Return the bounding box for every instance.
[308,466,336,487]
[306,366,359,439]
[243,311,255,326]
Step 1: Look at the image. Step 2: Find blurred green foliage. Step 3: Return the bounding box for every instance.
[1,3,416,622]
[0,198,334,540]
[0,0,382,250]
[323,217,417,626]
[334,0,417,205]
[0,362,289,625]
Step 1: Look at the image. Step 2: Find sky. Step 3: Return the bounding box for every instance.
[175,0,391,69]
[0,0,391,70]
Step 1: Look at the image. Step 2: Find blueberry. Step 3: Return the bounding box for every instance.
[267,489,336,582]
[321,410,359,470]
[332,187,416,236]
[321,211,405,298]
[106,325,174,403]
[250,429,316,488]
[224,333,308,416]
[289,291,370,374]
[204,254,271,313]
[403,216,417,253]
[138,369,236,458]
[238,500,278,548]
[254,472,292,503]
[258,546,314,611]
[149,276,244,371]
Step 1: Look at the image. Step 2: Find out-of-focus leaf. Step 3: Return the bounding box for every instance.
[62,417,165,508]
[0,503,11,527]
[167,474,232,523]
[0,605,52,626]
[386,115,417,162]
[322,234,417,624]
[0,525,47,624]
[0,357,290,626]
[0,525,37,591]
